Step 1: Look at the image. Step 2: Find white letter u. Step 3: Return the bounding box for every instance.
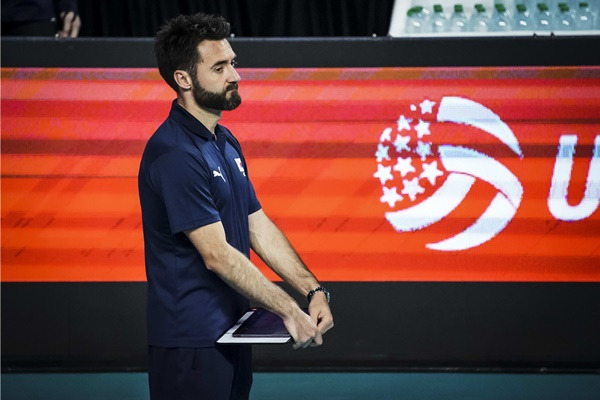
[548,135,600,221]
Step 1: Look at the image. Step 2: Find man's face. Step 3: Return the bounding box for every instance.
[191,39,241,111]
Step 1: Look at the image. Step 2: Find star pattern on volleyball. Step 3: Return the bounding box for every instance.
[375,143,390,162]
[380,186,403,207]
[374,98,445,208]
[396,115,412,132]
[379,127,392,142]
[373,163,393,185]
[393,134,411,153]
[414,119,431,139]
[420,160,444,185]
[401,177,425,201]
[393,157,415,177]
[420,99,436,114]
[415,141,433,161]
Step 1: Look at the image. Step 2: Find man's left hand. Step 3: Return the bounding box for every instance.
[308,292,334,346]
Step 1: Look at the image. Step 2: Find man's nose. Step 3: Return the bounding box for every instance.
[228,65,241,83]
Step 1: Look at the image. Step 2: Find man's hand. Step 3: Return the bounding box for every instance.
[186,221,328,351]
[57,11,81,37]
[282,307,323,350]
[308,292,334,343]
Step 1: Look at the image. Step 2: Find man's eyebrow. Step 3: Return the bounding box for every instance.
[211,56,236,69]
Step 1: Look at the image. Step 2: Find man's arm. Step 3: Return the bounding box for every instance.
[248,209,334,335]
[185,221,321,349]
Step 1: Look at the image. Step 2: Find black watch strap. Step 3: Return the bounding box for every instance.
[307,286,330,303]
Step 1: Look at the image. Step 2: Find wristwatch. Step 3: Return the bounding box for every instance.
[307,286,330,304]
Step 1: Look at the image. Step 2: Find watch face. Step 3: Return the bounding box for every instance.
[319,288,330,303]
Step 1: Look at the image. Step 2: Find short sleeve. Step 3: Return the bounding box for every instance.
[151,150,220,234]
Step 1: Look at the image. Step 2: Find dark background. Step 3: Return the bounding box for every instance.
[76,0,396,37]
[2,33,600,373]
[3,281,600,372]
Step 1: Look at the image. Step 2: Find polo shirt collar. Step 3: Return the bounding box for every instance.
[169,99,223,141]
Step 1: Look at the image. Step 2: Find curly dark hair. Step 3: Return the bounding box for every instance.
[155,13,231,93]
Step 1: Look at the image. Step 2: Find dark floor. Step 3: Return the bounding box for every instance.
[2,372,600,400]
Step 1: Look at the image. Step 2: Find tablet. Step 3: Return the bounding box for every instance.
[216,308,292,344]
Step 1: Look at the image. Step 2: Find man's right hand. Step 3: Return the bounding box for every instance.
[283,307,323,349]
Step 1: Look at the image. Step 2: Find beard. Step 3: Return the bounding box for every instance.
[191,76,242,112]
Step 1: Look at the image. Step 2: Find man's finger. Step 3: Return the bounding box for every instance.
[293,336,314,349]
[70,15,81,37]
[58,11,81,38]
[62,11,74,33]
[293,339,308,350]
[317,314,334,334]
[310,332,324,347]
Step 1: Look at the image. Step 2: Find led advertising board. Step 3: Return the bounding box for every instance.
[2,66,599,282]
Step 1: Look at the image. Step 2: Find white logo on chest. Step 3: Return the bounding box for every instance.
[213,167,226,182]
[235,158,246,176]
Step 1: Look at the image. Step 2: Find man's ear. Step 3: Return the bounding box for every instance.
[174,70,192,91]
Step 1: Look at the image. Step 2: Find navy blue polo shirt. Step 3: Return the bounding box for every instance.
[138,100,261,347]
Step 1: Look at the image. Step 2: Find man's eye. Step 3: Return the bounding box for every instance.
[214,61,236,73]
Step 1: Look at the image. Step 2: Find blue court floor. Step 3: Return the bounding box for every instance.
[2,372,600,400]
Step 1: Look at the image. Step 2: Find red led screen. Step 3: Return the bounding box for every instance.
[1,67,599,282]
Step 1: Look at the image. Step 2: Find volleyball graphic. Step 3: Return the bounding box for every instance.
[374,96,524,251]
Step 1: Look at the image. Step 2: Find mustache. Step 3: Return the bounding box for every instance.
[226,82,239,91]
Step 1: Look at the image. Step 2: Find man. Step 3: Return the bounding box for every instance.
[138,13,333,400]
